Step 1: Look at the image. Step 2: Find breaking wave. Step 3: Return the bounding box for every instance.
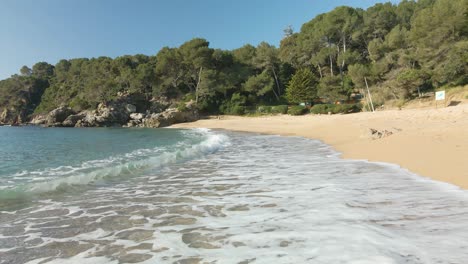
[0,129,229,199]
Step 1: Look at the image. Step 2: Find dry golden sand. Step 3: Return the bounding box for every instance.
[172,103,468,189]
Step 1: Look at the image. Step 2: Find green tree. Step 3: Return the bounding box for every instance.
[179,38,213,94]
[154,47,185,97]
[348,64,370,87]
[32,62,54,80]
[318,76,352,102]
[243,70,275,97]
[232,44,256,66]
[254,42,282,100]
[20,66,32,76]
[286,68,318,104]
[54,60,71,81]
[396,68,428,98]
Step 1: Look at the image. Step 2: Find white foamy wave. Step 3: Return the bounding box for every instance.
[1,131,468,263]
[6,130,229,195]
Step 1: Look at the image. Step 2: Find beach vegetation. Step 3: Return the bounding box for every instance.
[310,103,362,115]
[271,105,288,114]
[256,105,273,114]
[254,105,288,115]
[288,105,308,115]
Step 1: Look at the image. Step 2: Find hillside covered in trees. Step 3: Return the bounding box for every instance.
[0,0,466,125]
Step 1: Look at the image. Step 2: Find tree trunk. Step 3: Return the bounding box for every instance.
[195,67,203,103]
[271,66,281,98]
[317,64,323,79]
[337,45,343,79]
[271,86,280,101]
[328,37,334,76]
[364,77,375,112]
[341,35,346,69]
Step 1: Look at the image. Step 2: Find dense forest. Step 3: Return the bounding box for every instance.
[0,0,466,123]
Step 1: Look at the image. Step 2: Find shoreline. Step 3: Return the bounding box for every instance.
[171,104,468,189]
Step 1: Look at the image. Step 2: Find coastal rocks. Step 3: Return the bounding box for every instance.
[148,96,171,113]
[62,113,86,127]
[27,96,199,128]
[76,102,135,127]
[96,102,130,125]
[46,106,75,126]
[0,108,27,125]
[79,110,101,127]
[124,101,199,128]
[139,107,198,128]
[30,114,47,125]
[130,113,144,121]
[125,104,137,114]
[127,113,145,127]
[0,108,15,125]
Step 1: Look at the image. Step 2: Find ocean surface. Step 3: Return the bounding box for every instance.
[0,126,467,264]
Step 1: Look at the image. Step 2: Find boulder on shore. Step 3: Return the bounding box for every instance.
[0,108,27,125]
[130,113,145,121]
[30,115,47,125]
[46,107,75,126]
[62,113,86,127]
[0,108,15,125]
[140,106,198,128]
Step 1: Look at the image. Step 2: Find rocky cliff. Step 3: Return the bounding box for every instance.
[27,95,199,128]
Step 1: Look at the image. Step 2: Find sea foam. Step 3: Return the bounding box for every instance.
[1,130,467,264]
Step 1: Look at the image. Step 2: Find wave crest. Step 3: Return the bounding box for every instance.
[1,129,229,197]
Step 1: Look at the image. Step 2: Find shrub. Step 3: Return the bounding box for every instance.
[310,103,362,114]
[288,105,307,115]
[310,104,332,114]
[218,102,245,115]
[395,99,406,110]
[176,102,188,112]
[230,105,245,115]
[271,105,288,114]
[69,97,91,111]
[257,105,272,114]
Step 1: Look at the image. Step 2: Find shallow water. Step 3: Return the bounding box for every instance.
[0,128,467,264]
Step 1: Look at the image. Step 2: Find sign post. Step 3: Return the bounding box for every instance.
[435,90,446,108]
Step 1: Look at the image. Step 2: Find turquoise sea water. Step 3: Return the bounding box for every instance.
[0,127,215,200]
[0,126,468,264]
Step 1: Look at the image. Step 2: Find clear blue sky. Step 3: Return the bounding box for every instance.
[0,0,398,80]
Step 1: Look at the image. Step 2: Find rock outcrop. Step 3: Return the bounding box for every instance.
[30,114,48,125]
[46,107,75,126]
[0,108,28,126]
[126,108,198,128]
[22,93,199,128]
[23,95,198,128]
[0,108,15,125]
[62,113,86,127]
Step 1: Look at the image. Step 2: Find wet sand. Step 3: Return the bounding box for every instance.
[172,103,468,189]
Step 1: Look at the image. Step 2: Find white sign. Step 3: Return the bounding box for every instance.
[435,91,445,101]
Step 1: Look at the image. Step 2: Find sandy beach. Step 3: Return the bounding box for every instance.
[172,103,468,189]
